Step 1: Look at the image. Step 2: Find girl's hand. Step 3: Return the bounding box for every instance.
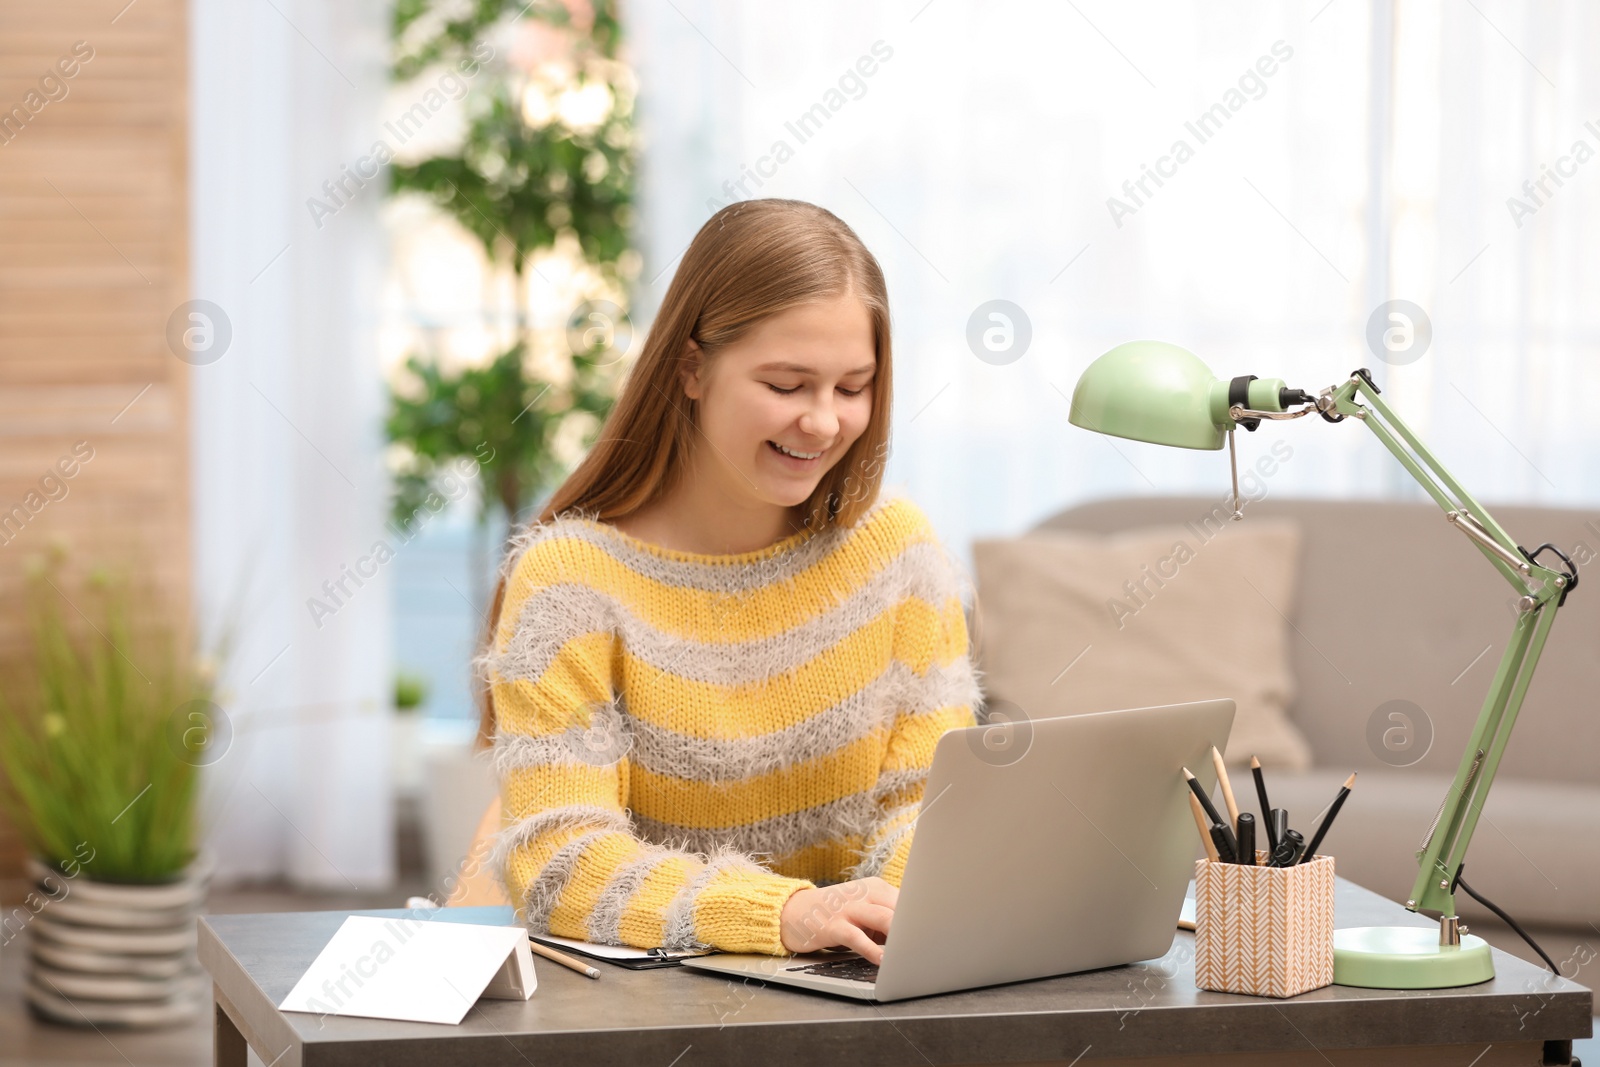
[779,877,898,964]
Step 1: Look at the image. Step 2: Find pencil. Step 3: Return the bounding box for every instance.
[1211,746,1241,828]
[1181,767,1238,857]
[528,938,602,979]
[1189,792,1220,861]
[1250,755,1276,851]
[1300,772,1357,862]
[1182,767,1227,828]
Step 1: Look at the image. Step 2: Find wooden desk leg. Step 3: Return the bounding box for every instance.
[215,997,248,1067]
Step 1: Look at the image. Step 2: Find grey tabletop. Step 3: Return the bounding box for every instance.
[198,877,1593,1067]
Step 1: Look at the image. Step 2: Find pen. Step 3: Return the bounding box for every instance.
[1269,808,1288,854]
[1300,772,1356,862]
[1182,767,1238,859]
[1211,746,1241,829]
[1190,792,1220,861]
[528,939,602,979]
[1235,812,1257,865]
[1266,828,1305,868]
[1250,755,1275,851]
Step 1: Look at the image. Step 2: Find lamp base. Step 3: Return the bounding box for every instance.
[1333,926,1495,988]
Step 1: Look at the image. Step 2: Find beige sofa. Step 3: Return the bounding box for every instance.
[1022,496,1599,931]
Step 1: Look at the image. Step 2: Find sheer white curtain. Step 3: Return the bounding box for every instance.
[629,0,1600,562]
[1404,0,1600,504]
[189,0,394,888]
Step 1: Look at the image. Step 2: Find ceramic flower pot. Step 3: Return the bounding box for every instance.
[20,851,214,1028]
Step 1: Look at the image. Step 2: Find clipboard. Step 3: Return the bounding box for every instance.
[528,932,717,970]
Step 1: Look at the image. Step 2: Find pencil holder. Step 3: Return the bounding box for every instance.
[1193,852,1335,998]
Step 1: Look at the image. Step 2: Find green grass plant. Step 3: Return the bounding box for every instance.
[0,560,213,883]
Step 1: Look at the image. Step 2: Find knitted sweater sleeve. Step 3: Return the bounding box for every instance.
[486,533,816,956]
[845,511,983,887]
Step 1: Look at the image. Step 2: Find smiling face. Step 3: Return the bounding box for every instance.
[681,292,877,513]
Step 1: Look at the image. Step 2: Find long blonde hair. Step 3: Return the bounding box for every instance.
[475,199,894,748]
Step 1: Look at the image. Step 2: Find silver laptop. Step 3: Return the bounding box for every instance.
[680,698,1234,1002]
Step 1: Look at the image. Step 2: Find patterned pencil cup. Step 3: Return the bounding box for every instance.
[1193,853,1335,998]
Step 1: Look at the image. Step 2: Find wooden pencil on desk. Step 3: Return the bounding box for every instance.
[528,939,602,979]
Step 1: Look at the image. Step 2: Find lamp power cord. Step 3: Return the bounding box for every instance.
[1452,866,1561,976]
[1449,870,1584,1065]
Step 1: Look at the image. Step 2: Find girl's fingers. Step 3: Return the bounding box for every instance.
[832,901,895,963]
[846,901,896,937]
[835,922,885,965]
[863,878,899,909]
[783,879,900,959]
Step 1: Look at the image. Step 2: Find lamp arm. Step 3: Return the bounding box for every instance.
[1329,375,1541,595]
[1322,372,1575,918]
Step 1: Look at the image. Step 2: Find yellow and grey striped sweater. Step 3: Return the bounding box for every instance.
[482,493,981,956]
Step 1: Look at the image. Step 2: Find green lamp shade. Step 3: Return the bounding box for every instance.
[1069,340,1227,451]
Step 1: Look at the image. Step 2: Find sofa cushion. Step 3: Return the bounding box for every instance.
[972,518,1314,770]
[1032,496,1600,788]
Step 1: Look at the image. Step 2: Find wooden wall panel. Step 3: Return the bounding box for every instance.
[0,0,190,903]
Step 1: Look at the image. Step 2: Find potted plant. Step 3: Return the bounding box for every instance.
[0,554,221,1028]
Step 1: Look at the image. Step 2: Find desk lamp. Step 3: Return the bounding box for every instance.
[1069,340,1579,989]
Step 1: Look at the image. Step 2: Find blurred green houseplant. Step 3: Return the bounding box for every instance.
[0,557,215,882]
[386,0,635,532]
[394,670,429,712]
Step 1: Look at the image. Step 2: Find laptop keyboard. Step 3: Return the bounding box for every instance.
[788,957,880,984]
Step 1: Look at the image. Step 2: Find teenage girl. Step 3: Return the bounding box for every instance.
[477,198,981,965]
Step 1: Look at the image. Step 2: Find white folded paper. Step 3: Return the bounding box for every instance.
[279,915,535,1026]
